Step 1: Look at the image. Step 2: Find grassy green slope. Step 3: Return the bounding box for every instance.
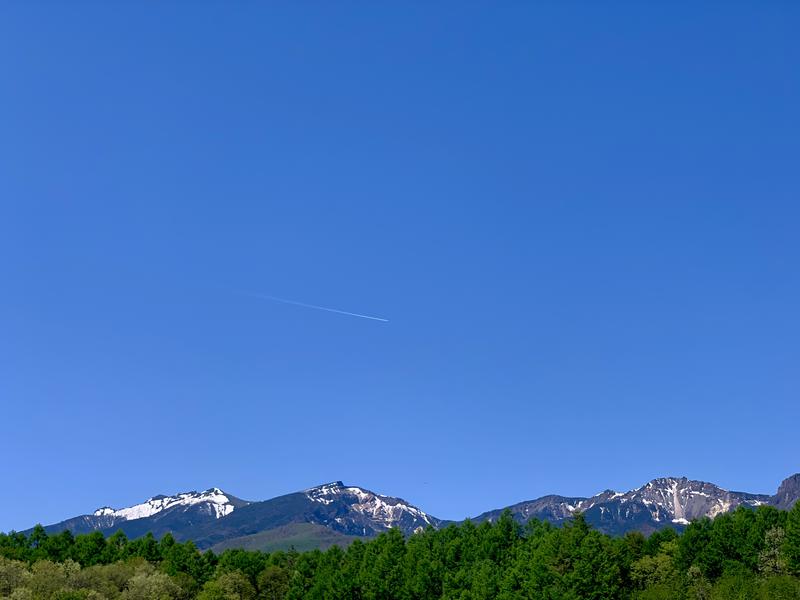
[209,523,367,553]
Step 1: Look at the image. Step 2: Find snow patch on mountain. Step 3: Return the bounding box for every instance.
[569,476,773,531]
[93,488,235,522]
[478,476,777,536]
[305,482,435,530]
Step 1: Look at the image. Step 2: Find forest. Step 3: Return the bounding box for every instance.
[2,501,800,600]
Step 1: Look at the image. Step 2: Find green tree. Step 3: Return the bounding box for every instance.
[127,534,160,563]
[630,540,679,590]
[160,541,213,586]
[757,575,800,600]
[215,550,267,589]
[29,527,49,553]
[101,531,130,564]
[785,502,800,576]
[759,527,787,576]
[121,570,181,600]
[71,533,106,567]
[0,557,31,596]
[27,559,80,600]
[10,588,35,600]
[358,528,406,599]
[643,527,679,556]
[197,572,256,600]
[709,571,757,600]
[42,532,75,563]
[687,564,711,600]
[256,566,289,600]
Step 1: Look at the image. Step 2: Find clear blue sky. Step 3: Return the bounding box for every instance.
[1,2,799,533]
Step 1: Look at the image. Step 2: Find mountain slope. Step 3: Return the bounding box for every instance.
[25,473,800,550]
[473,494,585,527]
[37,488,249,540]
[30,482,438,551]
[187,481,440,549]
[209,523,363,554]
[475,476,782,535]
[580,477,770,535]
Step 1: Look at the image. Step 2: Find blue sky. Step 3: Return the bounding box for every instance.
[1,2,799,532]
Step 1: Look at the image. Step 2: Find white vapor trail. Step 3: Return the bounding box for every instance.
[246,293,389,322]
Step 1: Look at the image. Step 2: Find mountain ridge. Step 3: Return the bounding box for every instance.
[474,476,775,535]
[22,473,800,551]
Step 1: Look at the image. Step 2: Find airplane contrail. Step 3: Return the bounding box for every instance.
[246,293,389,323]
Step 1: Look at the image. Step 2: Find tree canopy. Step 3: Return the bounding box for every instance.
[2,502,800,599]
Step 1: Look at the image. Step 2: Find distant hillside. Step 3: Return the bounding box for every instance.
[209,523,363,554]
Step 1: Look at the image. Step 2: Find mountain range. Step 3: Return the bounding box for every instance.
[25,474,800,552]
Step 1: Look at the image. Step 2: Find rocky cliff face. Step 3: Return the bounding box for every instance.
[772,474,800,510]
[302,481,440,535]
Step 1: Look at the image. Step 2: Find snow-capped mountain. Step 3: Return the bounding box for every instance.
[179,481,441,550]
[28,481,440,550]
[24,473,800,551]
[577,477,770,534]
[475,476,780,535]
[304,482,438,535]
[37,488,249,539]
[593,477,767,524]
[94,488,238,522]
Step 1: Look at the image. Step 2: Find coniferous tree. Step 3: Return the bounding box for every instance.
[785,501,800,576]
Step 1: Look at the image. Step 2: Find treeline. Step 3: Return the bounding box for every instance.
[2,502,800,599]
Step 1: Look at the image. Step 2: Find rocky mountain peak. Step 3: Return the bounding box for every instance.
[303,482,437,534]
[772,473,800,510]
